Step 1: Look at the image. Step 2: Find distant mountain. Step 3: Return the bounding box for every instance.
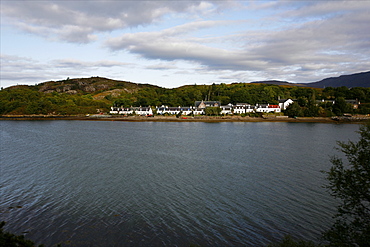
[250,71,370,88]
[306,71,370,88]
[5,71,370,92]
[249,80,308,87]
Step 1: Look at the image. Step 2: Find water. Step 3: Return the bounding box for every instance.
[0,121,360,246]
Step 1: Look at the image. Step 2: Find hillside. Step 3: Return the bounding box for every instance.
[249,71,370,88]
[307,71,370,88]
[249,80,308,87]
[1,72,370,116]
[4,71,370,92]
[36,77,161,95]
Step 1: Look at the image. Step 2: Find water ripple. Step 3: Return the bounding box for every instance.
[0,121,359,246]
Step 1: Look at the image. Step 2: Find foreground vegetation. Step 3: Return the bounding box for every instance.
[1,77,370,116]
[0,221,43,247]
[273,122,370,246]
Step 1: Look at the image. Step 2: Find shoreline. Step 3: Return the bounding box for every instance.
[1,115,369,123]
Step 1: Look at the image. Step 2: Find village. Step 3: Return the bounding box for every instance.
[110,99,295,116]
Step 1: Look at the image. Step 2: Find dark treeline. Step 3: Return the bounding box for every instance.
[1,82,370,116]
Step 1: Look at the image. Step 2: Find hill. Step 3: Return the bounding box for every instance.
[307,71,370,88]
[249,71,370,88]
[1,72,370,116]
[249,80,308,87]
[4,71,370,92]
[36,76,161,94]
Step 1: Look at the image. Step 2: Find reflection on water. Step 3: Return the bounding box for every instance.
[0,121,359,246]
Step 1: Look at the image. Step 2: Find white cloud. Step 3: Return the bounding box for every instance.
[1,1,369,87]
[0,55,133,86]
[1,0,225,43]
[146,62,178,70]
[106,0,369,82]
[105,20,265,71]
[52,59,131,69]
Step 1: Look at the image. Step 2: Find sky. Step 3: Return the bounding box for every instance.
[1,0,369,89]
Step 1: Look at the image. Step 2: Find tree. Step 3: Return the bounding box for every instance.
[204,107,221,116]
[0,221,44,247]
[284,102,304,117]
[332,97,352,116]
[304,98,320,117]
[323,122,370,246]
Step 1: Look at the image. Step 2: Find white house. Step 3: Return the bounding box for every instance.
[220,104,233,115]
[110,107,119,114]
[192,108,205,115]
[255,104,269,113]
[156,106,204,115]
[267,104,281,113]
[278,99,294,110]
[233,103,255,114]
[180,107,193,115]
[132,107,153,116]
[120,107,134,115]
[110,107,133,115]
[156,106,180,115]
[256,104,281,113]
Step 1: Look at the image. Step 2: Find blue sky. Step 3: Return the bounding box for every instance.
[1,0,369,89]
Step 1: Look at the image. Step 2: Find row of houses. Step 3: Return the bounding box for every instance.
[110,99,294,116]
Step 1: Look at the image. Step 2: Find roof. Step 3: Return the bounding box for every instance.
[278,99,293,103]
[132,107,151,111]
[345,99,359,104]
[195,100,221,107]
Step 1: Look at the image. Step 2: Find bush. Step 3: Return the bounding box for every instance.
[0,221,44,247]
[323,122,370,246]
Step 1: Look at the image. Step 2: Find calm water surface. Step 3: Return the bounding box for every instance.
[0,121,360,246]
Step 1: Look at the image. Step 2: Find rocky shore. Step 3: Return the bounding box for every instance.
[2,114,369,123]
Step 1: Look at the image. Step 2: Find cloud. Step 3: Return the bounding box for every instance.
[105,20,264,71]
[245,9,370,72]
[52,59,131,69]
[104,1,370,82]
[1,1,368,86]
[0,55,132,86]
[0,55,60,84]
[283,1,370,19]
[145,62,178,71]
[1,0,226,43]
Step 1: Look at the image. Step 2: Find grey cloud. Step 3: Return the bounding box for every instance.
[249,10,370,66]
[105,20,264,71]
[0,55,67,85]
[1,0,226,43]
[0,55,132,87]
[105,1,369,83]
[53,59,131,69]
[146,63,178,70]
[283,1,370,19]
[1,54,46,71]
[0,71,51,85]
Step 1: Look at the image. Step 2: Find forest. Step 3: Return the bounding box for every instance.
[1,77,370,117]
